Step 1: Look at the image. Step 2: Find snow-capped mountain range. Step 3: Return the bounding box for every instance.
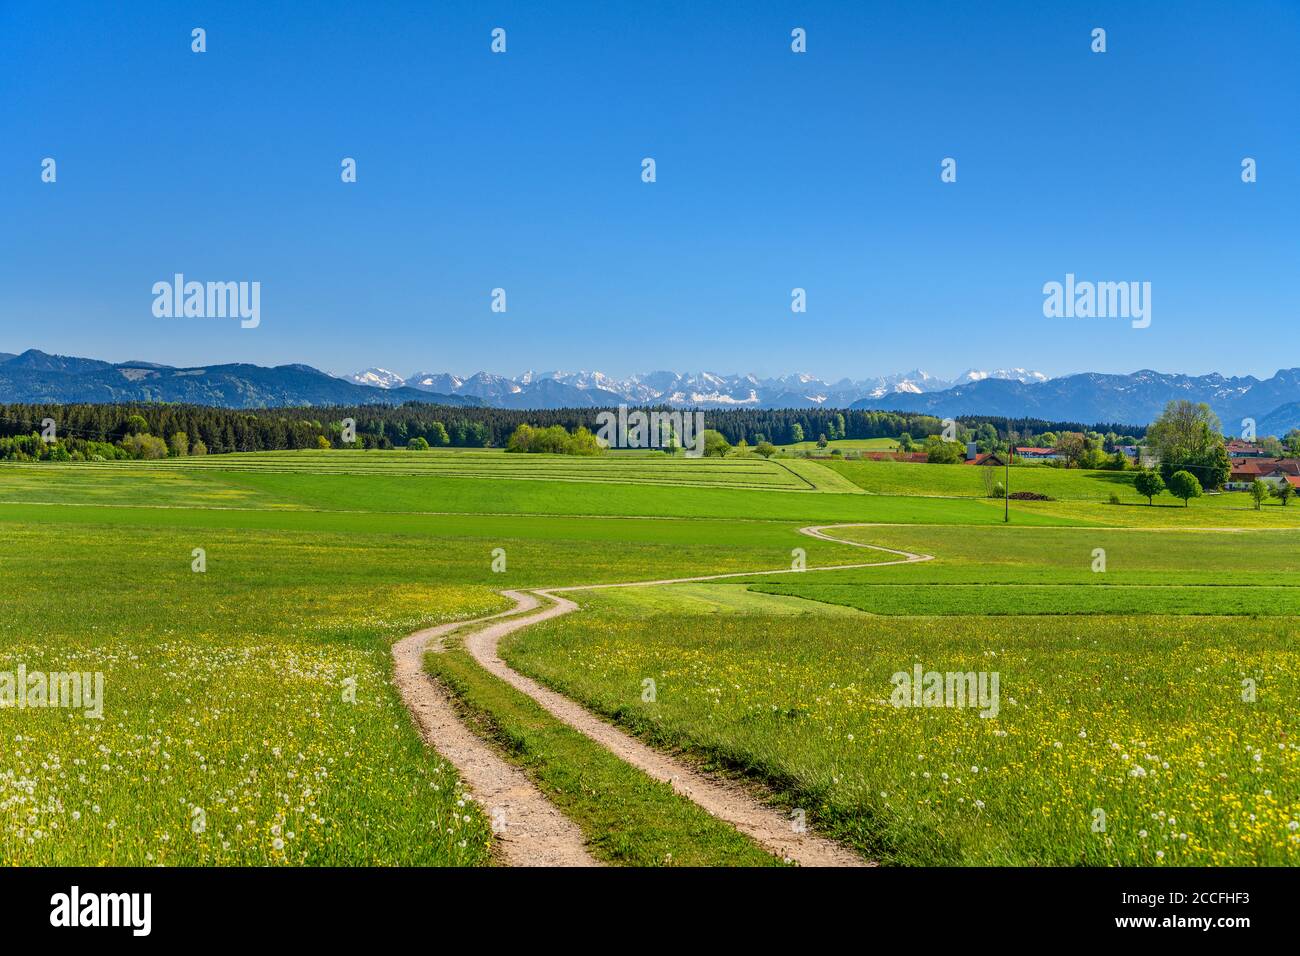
[339,367,1049,410]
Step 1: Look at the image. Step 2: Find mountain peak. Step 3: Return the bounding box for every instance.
[333,365,1051,410]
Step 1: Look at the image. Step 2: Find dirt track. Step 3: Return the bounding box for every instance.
[392,523,932,866]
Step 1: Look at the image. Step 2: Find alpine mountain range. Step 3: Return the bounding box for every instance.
[3,349,1300,432]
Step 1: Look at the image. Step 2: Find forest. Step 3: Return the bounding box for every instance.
[0,401,1146,460]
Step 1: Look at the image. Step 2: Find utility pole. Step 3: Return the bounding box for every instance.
[1005,417,1011,523]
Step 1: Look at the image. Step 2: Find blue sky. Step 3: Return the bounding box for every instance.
[2,0,1297,382]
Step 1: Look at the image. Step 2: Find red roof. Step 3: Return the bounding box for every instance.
[1014,447,1057,455]
[1231,458,1300,479]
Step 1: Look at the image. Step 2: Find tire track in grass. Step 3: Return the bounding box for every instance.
[395,523,931,867]
[392,599,599,867]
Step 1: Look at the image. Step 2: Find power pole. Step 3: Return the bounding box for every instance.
[1005,418,1011,523]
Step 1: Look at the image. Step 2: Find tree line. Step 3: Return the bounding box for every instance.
[0,401,1150,461]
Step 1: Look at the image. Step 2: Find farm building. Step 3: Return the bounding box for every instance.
[1226,439,1269,458]
[1226,458,1300,490]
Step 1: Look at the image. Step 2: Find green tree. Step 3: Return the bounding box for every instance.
[832,413,846,441]
[816,433,828,449]
[190,439,208,456]
[1249,479,1269,510]
[1133,468,1165,505]
[124,414,150,435]
[428,422,450,446]
[1272,482,1293,507]
[1258,436,1284,458]
[120,433,168,460]
[407,436,430,450]
[898,432,914,452]
[1147,400,1230,488]
[316,435,332,449]
[1102,450,1130,471]
[755,441,776,458]
[789,423,805,443]
[702,429,731,458]
[566,426,602,456]
[1054,432,1086,468]
[1167,469,1203,507]
[923,435,962,464]
[168,431,189,457]
[505,424,536,453]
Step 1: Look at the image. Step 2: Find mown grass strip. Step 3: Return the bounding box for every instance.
[424,639,784,867]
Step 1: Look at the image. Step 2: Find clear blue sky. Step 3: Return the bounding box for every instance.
[2,0,1297,382]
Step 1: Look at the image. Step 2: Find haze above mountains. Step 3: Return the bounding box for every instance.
[3,349,1300,433]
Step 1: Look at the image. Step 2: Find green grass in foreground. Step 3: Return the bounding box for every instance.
[7,448,1299,867]
[0,475,879,864]
[424,635,783,867]
[506,594,1300,866]
[0,519,506,865]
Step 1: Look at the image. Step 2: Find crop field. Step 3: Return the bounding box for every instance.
[778,437,900,453]
[16,449,841,491]
[1,449,1296,867]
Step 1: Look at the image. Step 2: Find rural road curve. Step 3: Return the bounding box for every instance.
[393,523,932,867]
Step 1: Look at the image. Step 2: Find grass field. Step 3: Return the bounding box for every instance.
[8,449,837,491]
[506,599,1300,865]
[2,448,1296,866]
[778,437,900,453]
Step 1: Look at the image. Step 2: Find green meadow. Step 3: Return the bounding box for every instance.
[1,449,1296,865]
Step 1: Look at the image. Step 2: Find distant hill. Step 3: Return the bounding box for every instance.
[0,350,479,409]
[6,349,1298,431]
[861,369,1300,434]
[1258,402,1300,437]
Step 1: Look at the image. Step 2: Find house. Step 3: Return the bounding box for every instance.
[965,451,1007,466]
[1115,445,1140,460]
[1259,461,1300,489]
[1226,458,1269,489]
[1013,446,1062,461]
[1226,457,1300,490]
[1226,439,1268,458]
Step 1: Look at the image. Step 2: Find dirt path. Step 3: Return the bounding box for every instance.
[394,523,932,867]
[392,602,599,866]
